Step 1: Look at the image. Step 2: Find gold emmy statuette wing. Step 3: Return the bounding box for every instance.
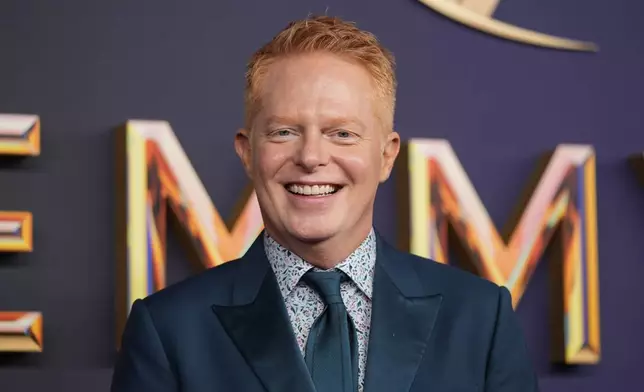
[417,0,598,51]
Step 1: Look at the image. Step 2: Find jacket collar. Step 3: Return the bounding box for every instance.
[211,231,444,392]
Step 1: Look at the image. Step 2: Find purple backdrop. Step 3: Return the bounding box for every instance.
[1,0,643,390]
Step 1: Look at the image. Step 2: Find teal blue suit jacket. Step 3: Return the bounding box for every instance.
[111,232,539,392]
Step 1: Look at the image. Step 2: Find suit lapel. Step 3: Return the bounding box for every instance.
[211,235,316,392]
[363,235,443,392]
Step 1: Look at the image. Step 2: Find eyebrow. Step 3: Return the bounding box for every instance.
[263,115,366,130]
[323,116,366,130]
[263,115,299,126]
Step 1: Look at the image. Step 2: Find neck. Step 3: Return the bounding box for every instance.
[265,225,373,270]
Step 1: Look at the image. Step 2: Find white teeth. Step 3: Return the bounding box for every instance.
[287,184,339,196]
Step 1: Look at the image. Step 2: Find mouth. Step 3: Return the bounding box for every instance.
[285,183,343,197]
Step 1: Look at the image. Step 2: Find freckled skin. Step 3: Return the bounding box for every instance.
[235,52,400,268]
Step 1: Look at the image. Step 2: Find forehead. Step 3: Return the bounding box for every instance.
[256,53,378,125]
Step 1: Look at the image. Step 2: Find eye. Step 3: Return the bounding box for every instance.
[335,130,351,138]
[329,129,358,142]
[269,128,296,139]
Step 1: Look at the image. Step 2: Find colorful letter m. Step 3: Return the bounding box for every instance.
[399,139,601,364]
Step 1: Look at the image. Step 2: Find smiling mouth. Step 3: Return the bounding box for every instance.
[285,183,342,196]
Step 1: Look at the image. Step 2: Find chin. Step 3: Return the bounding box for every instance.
[286,223,340,244]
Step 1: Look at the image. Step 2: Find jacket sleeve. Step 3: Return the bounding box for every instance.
[111,299,178,392]
[484,286,540,392]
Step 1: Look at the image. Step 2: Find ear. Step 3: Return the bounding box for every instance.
[379,130,400,183]
[234,128,253,178]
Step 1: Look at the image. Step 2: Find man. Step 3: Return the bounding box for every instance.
[111,15,538,392]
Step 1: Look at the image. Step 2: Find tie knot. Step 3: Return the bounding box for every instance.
[302,270,346,305]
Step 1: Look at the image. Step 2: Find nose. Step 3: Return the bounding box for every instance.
[294,130,329,171]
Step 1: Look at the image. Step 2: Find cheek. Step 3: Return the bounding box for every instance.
[253,145,289,182]
[337,151,381,183]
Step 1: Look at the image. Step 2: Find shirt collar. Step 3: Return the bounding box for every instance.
[264,228,377,300]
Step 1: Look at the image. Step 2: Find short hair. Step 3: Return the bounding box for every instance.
[244,15,397,131]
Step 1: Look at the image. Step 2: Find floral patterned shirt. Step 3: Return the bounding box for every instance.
[264,229,377,392]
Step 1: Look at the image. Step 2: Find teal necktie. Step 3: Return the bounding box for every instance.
[303,270,358,392]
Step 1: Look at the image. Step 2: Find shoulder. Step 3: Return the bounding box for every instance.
[395,248,511,334]
[140,255,248,315]
[384,242,505,310]
[416,253,500,297]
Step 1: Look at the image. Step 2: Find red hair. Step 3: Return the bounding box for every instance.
[244,15,397,130]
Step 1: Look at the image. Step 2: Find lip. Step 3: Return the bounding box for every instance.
[284,185,343,207]
[283,183,343,197]
[283,181,344,186]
